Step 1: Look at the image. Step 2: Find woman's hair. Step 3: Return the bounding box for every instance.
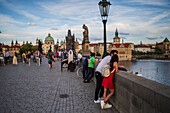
[110,54,119,71]
[91,53,95,57]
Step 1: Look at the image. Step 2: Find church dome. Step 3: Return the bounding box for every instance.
[45,33,54,41]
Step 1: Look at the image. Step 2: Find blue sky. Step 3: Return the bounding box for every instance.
[0,0,170,45]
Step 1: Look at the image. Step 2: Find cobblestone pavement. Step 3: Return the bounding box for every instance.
[0,58,119,113]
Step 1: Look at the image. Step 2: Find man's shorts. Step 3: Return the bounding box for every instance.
[48,59,52,64]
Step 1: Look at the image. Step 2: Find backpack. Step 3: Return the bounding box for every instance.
[102,64,115,77]
[22,54,25,58]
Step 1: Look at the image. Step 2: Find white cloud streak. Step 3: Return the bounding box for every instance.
[0,0,170,45]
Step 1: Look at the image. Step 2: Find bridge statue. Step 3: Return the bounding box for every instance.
[82,24,89,43]
[82,24,90,56]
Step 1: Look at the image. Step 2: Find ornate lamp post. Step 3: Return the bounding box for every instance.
[98,0,111,58]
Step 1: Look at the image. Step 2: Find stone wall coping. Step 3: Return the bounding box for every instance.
[116,71,170,98]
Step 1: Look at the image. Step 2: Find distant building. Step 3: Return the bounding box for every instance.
[66,29,75,50]
[134,45,151,53]
[42,33,54,54]
[0,40,23,56]
[156,38,170,54]
[88,29,134,61]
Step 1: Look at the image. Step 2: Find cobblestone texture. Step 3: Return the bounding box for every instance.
[0,58,119,113]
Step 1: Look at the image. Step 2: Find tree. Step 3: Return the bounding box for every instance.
[155,47,163,54]
[38,40,42,53]
[20,43,38,54]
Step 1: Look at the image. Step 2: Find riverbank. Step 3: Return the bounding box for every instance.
[133,54,170,60]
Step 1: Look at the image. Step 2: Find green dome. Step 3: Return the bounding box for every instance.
[45,33,54,41]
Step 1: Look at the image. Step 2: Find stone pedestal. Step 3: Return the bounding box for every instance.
[82,42,90,57]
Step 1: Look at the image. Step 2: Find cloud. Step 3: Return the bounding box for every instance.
[18,10,40,20]
[0,0,170,45]
[27,22,37,25]
[51,28,59,30]
[90,37,102,41]
[120,37,127,39]
[146,37,158,40]
[0,1,40,20]
[119,33,130,35]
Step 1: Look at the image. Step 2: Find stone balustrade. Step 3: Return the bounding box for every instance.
[110,71,170,113]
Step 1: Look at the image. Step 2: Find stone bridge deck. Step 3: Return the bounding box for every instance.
[0,58,118,113]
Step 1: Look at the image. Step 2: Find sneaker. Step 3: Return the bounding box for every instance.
[94,100,100,104]
[103,103,112,109]
[100,100,105,109]
[99,97,104,100]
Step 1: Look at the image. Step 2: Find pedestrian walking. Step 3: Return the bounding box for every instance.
[0,51,5,66]
[26,51,31,66]
[100,54,119,109]
[5,51,9,64]
[36,50,41,66]
[22,52,26,64]
[77,51,82,67]
[46,50,53,69]
[12,52,18,66]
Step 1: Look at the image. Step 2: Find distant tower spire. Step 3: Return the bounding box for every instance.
[115,28,118,37]
[16,40,18,44]
[68,29,71,37]
[11,40,14,46]
[140,41,142,45]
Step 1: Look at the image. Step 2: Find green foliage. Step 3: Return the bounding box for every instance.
[20,44,38,54]
[132,47,163,56]
[155,47,163,54]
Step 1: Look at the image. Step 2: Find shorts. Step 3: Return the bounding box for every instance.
[36,57,39,60]
[48,59,52,64]
[0,57,4,61]
[27,58,30,62]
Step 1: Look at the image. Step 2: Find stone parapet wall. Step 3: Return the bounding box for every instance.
[110,71,170,113]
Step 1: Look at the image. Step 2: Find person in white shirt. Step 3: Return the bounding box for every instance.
[6,51,9,64]
[77,51,82,66]
[0,51,5,65]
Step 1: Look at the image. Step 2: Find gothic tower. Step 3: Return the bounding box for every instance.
[65,29,75,50]
[113,28,120,44]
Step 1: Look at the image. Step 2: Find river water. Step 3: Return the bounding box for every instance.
[118,59,170,86]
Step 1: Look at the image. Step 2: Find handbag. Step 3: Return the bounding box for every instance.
[102,64,115,77]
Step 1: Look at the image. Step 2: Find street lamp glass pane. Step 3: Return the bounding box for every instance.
[98,0,111,21]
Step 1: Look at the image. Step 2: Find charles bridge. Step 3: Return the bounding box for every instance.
[0,58,170,113]
[0,58,118,113]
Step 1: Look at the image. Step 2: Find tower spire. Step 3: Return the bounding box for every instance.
[115,28,118,37]
[68,29,71,37]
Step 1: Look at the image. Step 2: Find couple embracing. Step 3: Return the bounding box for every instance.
[94,50,122,109]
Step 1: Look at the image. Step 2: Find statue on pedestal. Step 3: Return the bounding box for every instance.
[82,24,90,56]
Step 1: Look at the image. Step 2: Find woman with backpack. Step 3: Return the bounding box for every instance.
[100,54,119,109]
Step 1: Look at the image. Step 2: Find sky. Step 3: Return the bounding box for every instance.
[0,0,170,45]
